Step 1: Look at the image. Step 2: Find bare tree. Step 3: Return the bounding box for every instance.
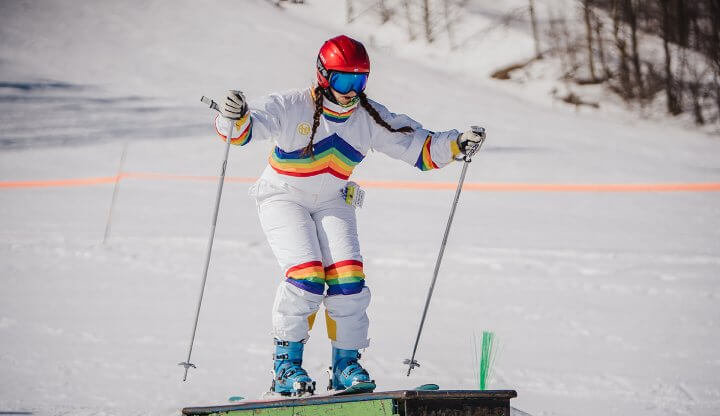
[594,13,611,79]
[548,8,571,76]
[582,0,598,80]
[660,0,682,115]
[687,8,706,124]
[423,0,434,43]
[443,0,456,49]
[547,8,580,80]
[529,0,543,58]
[706,0,720,121]
[623,0,644,99]
[401,0,417,40]
[676,0,689,47]
[378,0,392,24]
[560,14,580,77]
[346,0,354,23]
[612,0,633,99]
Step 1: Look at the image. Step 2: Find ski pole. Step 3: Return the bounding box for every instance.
[179,96,234,382]
[404,126,486,377]
[103,141,128,245]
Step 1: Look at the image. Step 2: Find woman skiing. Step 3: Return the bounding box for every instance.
[215,35,484,396]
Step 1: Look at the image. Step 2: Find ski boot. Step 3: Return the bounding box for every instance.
[328,347,376,393]
[271,339,316,396]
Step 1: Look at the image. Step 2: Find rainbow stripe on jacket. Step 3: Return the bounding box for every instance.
[269,133,365,180]
[323,106,356,123]
[413,134,460,171]
[215,114,253,146]
[325,260,365,295]
[285,261,326,295]
[414,134,439,171]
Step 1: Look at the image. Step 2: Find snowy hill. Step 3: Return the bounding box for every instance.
[1,0,719,415]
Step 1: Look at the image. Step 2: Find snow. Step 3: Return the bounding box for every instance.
[1,0,719,415]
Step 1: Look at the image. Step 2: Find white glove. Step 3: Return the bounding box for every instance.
[220,90,248,120]
[457,127,486,154]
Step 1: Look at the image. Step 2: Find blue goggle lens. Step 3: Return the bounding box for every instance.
[329,72,368,94]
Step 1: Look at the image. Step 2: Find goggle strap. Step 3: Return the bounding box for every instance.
[317,57,329,80]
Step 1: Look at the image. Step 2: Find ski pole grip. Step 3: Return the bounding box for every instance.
[464,125,486,161]
[201,96,220,112]
[471,125,485,136]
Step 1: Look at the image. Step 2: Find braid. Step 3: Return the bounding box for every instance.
[359,92,414,134]
[302,86,325,159]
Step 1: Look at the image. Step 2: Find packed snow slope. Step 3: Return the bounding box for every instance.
[1,1,719,415]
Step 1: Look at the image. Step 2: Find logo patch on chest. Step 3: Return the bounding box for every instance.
[297,122,312,136]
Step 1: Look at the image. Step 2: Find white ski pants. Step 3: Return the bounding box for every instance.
[251,178,370,350]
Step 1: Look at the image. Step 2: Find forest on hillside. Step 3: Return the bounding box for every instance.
[282,0,720,127]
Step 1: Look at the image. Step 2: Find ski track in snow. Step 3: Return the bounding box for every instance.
[0,81,207,150]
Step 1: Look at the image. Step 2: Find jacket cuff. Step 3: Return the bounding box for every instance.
[215,113,253,146]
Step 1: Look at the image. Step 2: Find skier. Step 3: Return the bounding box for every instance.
[214,35,484,396]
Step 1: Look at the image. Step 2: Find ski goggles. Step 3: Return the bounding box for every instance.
[329,72,369,94]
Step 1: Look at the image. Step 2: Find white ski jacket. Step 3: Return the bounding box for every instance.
[215,88,461,199]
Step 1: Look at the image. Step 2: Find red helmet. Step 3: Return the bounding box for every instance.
[316,35,370,89]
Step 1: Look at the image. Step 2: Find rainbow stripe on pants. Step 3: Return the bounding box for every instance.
[285,260,365,296]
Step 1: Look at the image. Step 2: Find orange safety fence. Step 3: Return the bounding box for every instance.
[0,176,120,188]
[357,180,720,192]
[1,171,720,192]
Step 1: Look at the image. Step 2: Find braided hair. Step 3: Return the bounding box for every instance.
[301,85,325,158]
[302,87,415,158]
[358,92,414,134]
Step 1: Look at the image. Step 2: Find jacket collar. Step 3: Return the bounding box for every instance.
[310,87,359,123]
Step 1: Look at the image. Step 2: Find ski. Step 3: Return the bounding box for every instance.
[228,382,438,403]
[414,383,440,391]
[330,380,376,396]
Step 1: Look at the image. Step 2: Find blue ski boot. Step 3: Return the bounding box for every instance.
[271,339,315,396]
[328,347,376,393]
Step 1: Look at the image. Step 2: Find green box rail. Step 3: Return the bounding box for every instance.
[182,389,518,416]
